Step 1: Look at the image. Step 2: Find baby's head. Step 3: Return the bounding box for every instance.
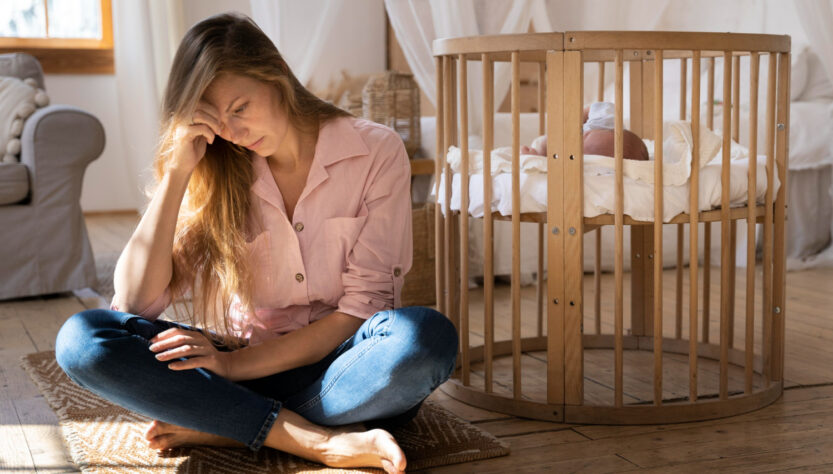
[583,129,649,161]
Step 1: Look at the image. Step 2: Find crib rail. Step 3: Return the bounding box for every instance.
[433,31,789,424]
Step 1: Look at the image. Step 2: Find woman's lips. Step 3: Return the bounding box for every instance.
[245,137,264,149]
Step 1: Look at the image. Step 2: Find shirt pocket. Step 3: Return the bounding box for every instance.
[323,216,368,271]
[245,231,272,302]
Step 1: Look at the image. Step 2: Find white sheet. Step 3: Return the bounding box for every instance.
[435,121,780,223]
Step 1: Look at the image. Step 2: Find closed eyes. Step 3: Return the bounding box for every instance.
[233,103,248,115]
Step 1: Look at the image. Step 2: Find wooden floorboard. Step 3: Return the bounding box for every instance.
[2,212,833,472]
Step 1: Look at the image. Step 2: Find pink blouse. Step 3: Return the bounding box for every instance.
[116,117,413,343]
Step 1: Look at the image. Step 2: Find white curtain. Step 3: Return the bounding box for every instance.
[112,0,183,205]
[794,1,833,92]
[385,0,538,138]
[249,0,345,88]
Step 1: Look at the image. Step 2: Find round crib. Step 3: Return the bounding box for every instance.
[432,32,790,424]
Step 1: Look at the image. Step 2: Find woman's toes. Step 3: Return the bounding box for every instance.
[144,420,162,441]
[147,433,176,450]
[370,430,406,472]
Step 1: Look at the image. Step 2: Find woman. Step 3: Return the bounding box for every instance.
[55,12,457,474]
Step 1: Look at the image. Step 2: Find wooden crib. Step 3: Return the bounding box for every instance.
[432,32,790,424]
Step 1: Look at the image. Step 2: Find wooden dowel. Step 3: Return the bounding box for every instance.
[772,52,790,382]
[676,224,684,339]
[595,228,602,334]
[703,56,715,348]
[707,57,715,130]
[689,50,702,402]
[458,55,470,387]
[720,51,732,400]
[537,62,546,337]
[434,56,445,316]
[680,58,688,120]
[614,49,625,408]
[745,52,759,394]
[728,55,741,350]
[595,61,604,334]
[443,56,454,329]
[732,55,741,142]
[728,220,737,349]
[653,50,664,406]
[511,51,522,400]
[482,53,495,393]
[703,222,712,344]
[675,58,686,342]
[763,52,776,384]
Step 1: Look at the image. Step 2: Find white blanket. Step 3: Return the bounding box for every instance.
[436,121,780,223]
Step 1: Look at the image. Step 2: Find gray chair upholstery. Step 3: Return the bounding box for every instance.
[0,53,104,300]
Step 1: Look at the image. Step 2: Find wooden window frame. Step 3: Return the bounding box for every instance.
[0,0,113,74]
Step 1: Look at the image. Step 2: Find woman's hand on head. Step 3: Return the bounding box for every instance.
[148,327,236,379]
[169,101,223,174]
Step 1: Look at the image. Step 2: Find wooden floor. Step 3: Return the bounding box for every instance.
[2,212,833,472]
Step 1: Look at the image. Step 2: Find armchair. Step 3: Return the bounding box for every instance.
[0,53,105,300]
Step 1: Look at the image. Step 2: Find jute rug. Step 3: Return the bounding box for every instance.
[22,351,508,473]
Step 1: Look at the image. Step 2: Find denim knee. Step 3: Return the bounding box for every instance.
[396,306,459,383]
[55,309,123,385]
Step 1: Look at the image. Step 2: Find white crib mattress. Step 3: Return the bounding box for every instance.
[434,121,781,223]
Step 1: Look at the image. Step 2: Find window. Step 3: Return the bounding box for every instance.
[0,0,113,74]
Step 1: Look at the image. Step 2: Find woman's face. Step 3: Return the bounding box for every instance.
[199,73,288,156]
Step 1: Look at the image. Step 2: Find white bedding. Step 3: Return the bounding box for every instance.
[434,121,780,223]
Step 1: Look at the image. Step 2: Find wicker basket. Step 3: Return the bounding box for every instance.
[401,202,435,307]
[362,71,421,158]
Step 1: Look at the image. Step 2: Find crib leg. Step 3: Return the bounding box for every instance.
[630,226,654,337]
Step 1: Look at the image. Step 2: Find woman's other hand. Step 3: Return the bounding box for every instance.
[148,327,236,379]
[169,101,222,174]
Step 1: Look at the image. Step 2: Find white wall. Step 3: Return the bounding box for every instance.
[57,0,384,212]
[45,75,141,212]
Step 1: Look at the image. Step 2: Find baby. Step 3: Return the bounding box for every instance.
[521,102,649,161]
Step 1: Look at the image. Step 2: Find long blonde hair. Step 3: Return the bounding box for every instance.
[154,13,350,346]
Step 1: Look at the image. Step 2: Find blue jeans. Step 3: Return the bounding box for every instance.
[55,306,458,451]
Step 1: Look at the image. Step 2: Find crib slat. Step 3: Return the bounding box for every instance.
[653,49,664,406]
[537,62,546,337]
[449,58,460,335]
[482,53,495,394]
[703,222,711,344]
[434,56,445,316]
[458,55,471,387]
[595,61,604,331]
[703,57,715,347]
[689,50,702,402]
[676,225,684,339]
[443,56,454,332]
[511,51,522,400]
[546,50,566,406]
[745,52,759,394]
[614,49,625,408]
[720,51,732,400]
[728,55,742,350]
[772,52,790,382]
[564,51,585,406]
[763,52,776,384]
[707,57,716,131]
[679,58,688,120]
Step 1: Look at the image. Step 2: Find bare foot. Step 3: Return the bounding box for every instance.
[316,427,406,474]
[143,420,244,450]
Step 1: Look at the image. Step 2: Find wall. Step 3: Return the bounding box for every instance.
[52,0,385,212]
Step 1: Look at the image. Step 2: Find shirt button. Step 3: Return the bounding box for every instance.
[393,268,402,277]
[295,273,304,282]
[294,222,304,232]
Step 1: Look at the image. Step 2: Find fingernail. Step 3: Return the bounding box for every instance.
[148,344,157,351]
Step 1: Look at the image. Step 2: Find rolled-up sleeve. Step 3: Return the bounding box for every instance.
[337,133,413,319]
